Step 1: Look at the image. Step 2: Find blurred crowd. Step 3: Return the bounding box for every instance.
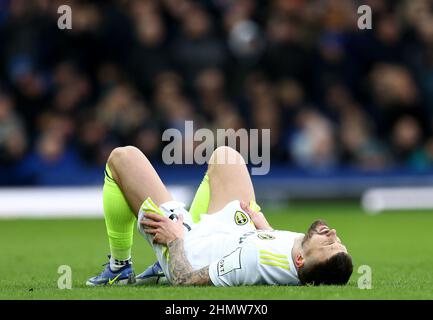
[1,0,433,185]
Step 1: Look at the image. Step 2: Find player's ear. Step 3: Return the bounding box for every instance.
[295,254,304,268]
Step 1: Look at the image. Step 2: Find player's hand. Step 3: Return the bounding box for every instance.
[240,201,273,231]
[141,212,185,245]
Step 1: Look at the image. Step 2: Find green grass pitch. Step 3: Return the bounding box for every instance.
[1,201,433,300]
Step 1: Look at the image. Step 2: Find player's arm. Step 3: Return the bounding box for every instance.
[240,201,273,230]
[167,238,211,285]
[141,213,212,286]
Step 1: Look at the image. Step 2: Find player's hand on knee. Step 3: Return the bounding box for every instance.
[240,201,273,231]
[140,214,160,229]
[141,212,185,245]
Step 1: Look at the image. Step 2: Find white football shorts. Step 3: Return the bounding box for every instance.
[137,199,256,282]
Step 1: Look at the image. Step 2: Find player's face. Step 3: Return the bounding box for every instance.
[301,220,348,263]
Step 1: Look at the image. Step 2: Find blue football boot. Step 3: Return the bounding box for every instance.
[86,257,136,286]
[135,261,168,285]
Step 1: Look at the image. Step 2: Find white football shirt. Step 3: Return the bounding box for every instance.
[138,198,303,286]
[207,229,302,286]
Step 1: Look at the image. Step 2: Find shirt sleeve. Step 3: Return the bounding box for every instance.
[208,243,261,286]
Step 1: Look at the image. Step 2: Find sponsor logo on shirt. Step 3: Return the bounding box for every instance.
[239,231,255,244]
[257,233,276,240]
[217,248,242,276]
[217,259,226,275]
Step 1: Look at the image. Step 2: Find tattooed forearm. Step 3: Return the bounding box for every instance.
[167,238,212,286]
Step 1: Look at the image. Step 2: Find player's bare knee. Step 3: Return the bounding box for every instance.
[108,146,142,178]
[208,146,245,168]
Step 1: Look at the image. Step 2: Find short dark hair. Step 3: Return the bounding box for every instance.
[298,252,353,286]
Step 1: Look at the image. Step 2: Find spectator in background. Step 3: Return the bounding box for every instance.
[262,13,312,84]
[391,115,430,169]
[290,109,337,171]
[339,104,389,170]
[172,3,227,84]
[52,61,91,115]
[128,0,170,93]
[0,93,27,165]
[194,68,228,121]
[370,64,430,147]
[96,83,150,143]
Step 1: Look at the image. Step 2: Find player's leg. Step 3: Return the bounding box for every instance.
[86,161,138,285]
[108,146,172,214]
[207,146,256,214]
[105,145,172,255]
[189,173,211,223]
[139,146,256,285]
[109,146,180,285]
[189,146,256,222]
[87,146,172,286]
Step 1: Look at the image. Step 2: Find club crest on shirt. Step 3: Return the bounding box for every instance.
[234,211,249,225]
[257,233,275,240]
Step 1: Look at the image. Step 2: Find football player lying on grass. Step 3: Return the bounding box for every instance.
[87,146,353,286]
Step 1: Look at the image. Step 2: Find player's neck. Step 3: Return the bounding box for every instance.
[291,235,304,271]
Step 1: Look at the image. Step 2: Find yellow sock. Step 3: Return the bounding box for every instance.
[189,174,211,223]
[103,165,136,261]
